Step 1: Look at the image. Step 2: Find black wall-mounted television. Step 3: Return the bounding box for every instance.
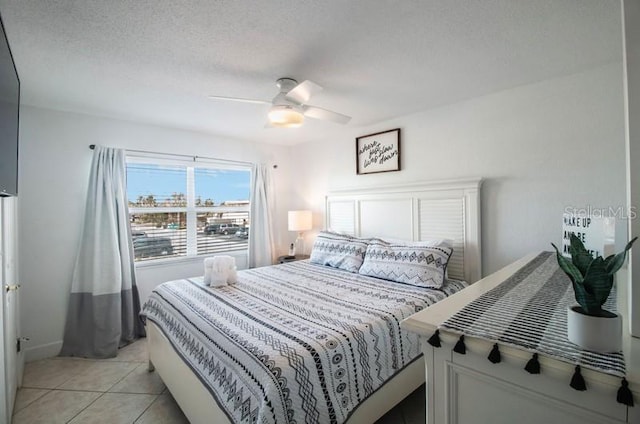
[0,11,19,197]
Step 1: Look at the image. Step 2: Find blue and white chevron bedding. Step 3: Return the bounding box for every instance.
[141,260,467,424]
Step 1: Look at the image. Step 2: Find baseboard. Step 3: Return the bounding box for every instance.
[24,340,62,362]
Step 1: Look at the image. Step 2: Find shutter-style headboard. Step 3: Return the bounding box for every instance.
[325,178,482,283]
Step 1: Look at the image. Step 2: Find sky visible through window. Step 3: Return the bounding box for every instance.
[127,164,250,204]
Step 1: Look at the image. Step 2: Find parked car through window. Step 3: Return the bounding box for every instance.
[132,237,174,259]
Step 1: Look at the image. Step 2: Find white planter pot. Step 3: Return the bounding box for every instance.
[567,305,622,353]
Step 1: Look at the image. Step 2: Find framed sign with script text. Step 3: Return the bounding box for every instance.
[356,128,401,175]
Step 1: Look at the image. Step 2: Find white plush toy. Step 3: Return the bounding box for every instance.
[203,256,237,287]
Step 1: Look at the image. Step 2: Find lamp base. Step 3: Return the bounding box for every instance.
[295,234,305,256]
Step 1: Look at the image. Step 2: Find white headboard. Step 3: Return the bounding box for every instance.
[325,178,482,283]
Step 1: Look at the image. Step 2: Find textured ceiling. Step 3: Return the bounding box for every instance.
[0,0,622,145]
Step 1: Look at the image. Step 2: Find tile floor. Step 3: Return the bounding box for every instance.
[13,339,425,424]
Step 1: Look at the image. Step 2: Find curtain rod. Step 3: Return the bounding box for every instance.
[88,144,259,167]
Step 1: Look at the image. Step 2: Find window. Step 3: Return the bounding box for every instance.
[127,158,251,262]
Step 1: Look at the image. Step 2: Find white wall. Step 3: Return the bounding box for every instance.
[18,106,292,360]
[290,63,627,277]
[624,0,640,337]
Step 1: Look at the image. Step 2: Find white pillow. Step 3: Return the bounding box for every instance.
[377,237,454,248]
[358,240,453,288]
[310,231,369,273]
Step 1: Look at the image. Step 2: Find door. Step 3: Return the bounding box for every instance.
[0,196,20,421]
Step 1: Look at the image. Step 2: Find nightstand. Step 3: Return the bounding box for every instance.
[277,255,310,264]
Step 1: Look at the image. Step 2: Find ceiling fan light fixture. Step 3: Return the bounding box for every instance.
[268,105,304,128]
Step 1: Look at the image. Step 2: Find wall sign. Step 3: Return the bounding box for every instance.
[356,128,401,175]
[562,213,615,258]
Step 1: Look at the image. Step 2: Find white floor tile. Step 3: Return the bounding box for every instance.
[135,392,189,424]
[57,361,138,392]
[109,363,166,394]
[13,388,50,414]
[105,339,149,363]
[68,392,156,424]
[12,390,101,424]
[22,358,95,389]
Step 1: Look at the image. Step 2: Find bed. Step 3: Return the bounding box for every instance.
[142,178,482,424]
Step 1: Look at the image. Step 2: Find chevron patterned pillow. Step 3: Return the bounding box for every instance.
[359,241,453,288]
[309,231,369,273]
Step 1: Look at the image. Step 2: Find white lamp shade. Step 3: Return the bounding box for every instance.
[288,210,312,232]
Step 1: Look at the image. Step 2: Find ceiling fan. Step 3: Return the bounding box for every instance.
[208,78,351,128]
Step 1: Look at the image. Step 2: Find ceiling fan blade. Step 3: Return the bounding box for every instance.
[207,95,270,105]
[303,105,351,124]
[285,80,323,104]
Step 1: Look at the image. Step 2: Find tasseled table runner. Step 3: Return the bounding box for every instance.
[440,251,625,376]
[434,251,632,406]
[436,252,634,406]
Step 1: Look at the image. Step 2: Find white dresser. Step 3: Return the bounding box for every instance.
[402,253,640,424]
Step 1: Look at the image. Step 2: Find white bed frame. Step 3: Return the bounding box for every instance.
[147,178,483,424]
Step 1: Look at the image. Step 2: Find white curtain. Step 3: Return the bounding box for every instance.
[60,146,145,358]
[248,163,275,267]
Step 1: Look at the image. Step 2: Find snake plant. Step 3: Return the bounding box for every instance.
[551,234,637,317]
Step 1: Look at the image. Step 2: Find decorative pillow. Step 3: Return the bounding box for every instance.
[309,231,369,273]
[378,237,454,248]
[358,241,453,288]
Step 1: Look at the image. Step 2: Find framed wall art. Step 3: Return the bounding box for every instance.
[355,128,401,175]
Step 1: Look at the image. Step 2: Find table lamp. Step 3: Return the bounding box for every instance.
[288,210,312,255]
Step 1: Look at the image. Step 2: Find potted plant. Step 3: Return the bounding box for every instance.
[551,234,637,353]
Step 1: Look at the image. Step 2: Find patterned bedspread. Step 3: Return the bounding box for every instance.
[141,261,466,424]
